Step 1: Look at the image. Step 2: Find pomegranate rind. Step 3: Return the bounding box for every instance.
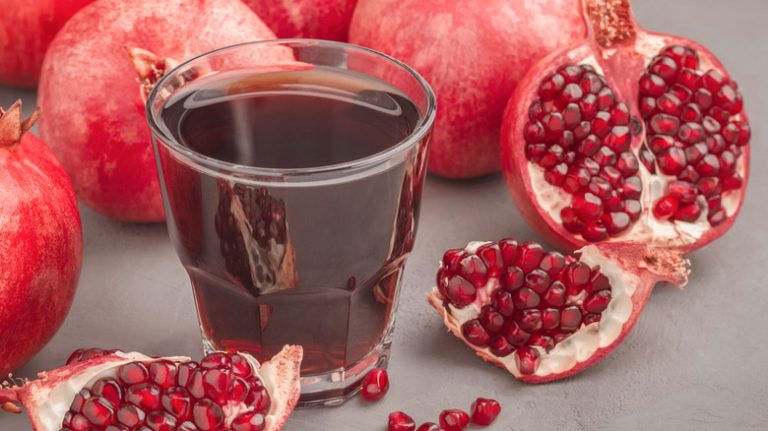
[427,241,689,383]
[0,346,303,431]
[499,1,750,253]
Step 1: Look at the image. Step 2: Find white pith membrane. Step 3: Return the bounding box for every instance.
[14,346,301,431]
[427,242,637,379]
[228,183,297,295]
[529,40,745,248]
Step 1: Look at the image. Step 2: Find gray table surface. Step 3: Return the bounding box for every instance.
[2,0,767,429]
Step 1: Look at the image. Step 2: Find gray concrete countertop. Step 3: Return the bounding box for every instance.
[1,0,766,429]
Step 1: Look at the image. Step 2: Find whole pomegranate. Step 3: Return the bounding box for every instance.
[0,0,94,87]
[38,0,284,222]
[350,0,586,178]
[0,101,82,376]
[242,0,357,40]
[429,238,689,382]
[0,346,302,431]
[501,0,751,251]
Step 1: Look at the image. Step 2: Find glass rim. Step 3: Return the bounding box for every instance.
[146,38,436,182]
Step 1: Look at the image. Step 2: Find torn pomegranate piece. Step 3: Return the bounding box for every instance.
[501,0,750,253]
[1,346,302,431]
[428,239,689,383]
[215,183,297,296]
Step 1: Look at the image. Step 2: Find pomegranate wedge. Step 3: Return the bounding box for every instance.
[428,239,689,383]
[1,346,302,431]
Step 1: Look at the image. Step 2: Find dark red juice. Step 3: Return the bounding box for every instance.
[156,68,425,374]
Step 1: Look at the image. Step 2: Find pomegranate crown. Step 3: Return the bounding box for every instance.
[0,100,39,149]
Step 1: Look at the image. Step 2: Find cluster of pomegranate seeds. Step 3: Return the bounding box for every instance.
[524,64,642,241]
[639,45,750,226]
[360,368,389,401]
[388,398,500,431]
[437,239,612,374]
[60,352,270,431]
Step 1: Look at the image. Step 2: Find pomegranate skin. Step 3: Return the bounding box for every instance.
[500,0,750,253]
[0,103,82,376]
[350,0,586,178]
[242,0,357,41]
[0,0,94,87]
[38,0,281,222]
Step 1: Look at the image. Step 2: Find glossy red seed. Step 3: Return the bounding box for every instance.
[498,239,519,265]
[82,397,115,426]
[542,308,561,330]
[489,334,515,357]
[565,261,591,287]
[470,398,502,426]
[502,321,531,346]
[603,212,630,235]
[444,276,476,308]
[650,114,680,135]
[582,221,608,242]
[146,411,177,431]
[539,252,566,277]
[518,309,543,332]
[675,203,702,222]
[516,346,540,375]
[476,243,503,277]
[561,207,585,233]
[501,266,524,291]
[515,242,545,272]
[117,404,145,427]
[529,334,555,351]
[543,281,566,307]
[118,362,149,385]
[462,320,490,347]
[667,181,697,205]
[126,383,162,410]
[361,368,389,401]
[440,409,470,431]
[524,269,551,294]
[192,399,224,431]
[561,306,583,331]
[579,93,598,120]
[639,73,665,96]
[162,387,192,420]
[92,378,122,407]
[649,56,678,83]
[584,290,612,313]
[416,423,440,431]
[698,177,721,197]
[492,290,515,317]
[654,196,679,219]
[539,73,565,99]
[231,412,266,431]
[572,192,603,222]
[478,305,505,333]
[625,200,642,221]
[150,361,177,390]
[459,255,488,288]
[513,288,541,309]
[389,411,416,431]
[658,147,687,175]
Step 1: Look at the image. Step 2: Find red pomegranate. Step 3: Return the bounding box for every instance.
[0,0,94,87]
[350,0,587,178]
[428,238,689,383]
[0,346,303,431]
[38,0,284,222]
[0,101,82,376]
[501,0,751,252]
[241,0,358,41]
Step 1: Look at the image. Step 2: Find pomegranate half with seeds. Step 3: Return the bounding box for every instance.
[428,239,689,382]
[500,0,751,252]
[0,346,302,431]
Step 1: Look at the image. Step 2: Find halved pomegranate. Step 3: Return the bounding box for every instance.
[427,239,689,383]
[500,0,750,252]
[1,346,302,431]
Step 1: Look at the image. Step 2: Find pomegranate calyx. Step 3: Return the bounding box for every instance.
[0,101,39,149]
[125,46,180,103]
[583,0,637,48]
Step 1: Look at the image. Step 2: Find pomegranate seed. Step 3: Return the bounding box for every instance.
[564,261,591,287]
[639,148,656,173]
[71,389,91,412]
[126,383,161,410]
[231,412,266,431]
[649,114,680,135]
[677,67,699,90]
[678,122,705,143]
[416,423,440,431]
[440,409,470,431]
[539,252,566,277]
[543,281,566,307]
[489,334,515,357]
[560,83,583,104]
[492,290,515,316]
[561,306,583,331]
[462,320,490,347]
[561,207,585,233]
[161,387,192,420]
[177,363,198,387]
[674,203,702,222]
[118,362,149,385]
[501,266,524,291]
[513,288,540,309]
[657,147,687,175]
[201,369,229,404]
[515,346,540,375]
[639,73,665,96]
[514,242,545,272]
[602,212,630,235]
[579,93,598,120]
[639,96,656,118]
[361,368,389,401]
[117,404,145,427]
[148,361,177,390]
[584,290,612,313]
[649,56,677,83]
[192,399,224,431]
[667,181,697,205]
[502,321,531,346]
[478,305,505,333]
[388,411,416,431]
[498,238,518,264]
[596,87,615,110]
[654,196,679,219]
[470,398,502,426]
[443,276,476,308]
[146,411,177,431]
[524,269,550,294]
[542,308,561,330]
[580,72,603,93]
[476,243,503,277]
[625,200,642,221]
[459,254,488,288]
[722,175,742,191]
[582,221,608,242]
[696,154,720,177]
[693,89,712,109]
[539,73,565,99]
[559,64,584,83]
[621,176,642,199]
[518,309,543,332]
[82,397,115,426]
[572,192,603,222]
[69,414,91,431]
[708,209,727,226]
[698,177,721,197]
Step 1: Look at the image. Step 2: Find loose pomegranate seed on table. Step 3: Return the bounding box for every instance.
[388,411,416,431]
[361,368,390,401]
[439,409,470,431]
[470,398,502,426]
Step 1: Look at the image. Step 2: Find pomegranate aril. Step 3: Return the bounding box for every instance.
[71,389,91,412]
[529,334,555,351]
[722,175,742,192]
[667,181,697,205]
[702,69,725,92]
[514,242,545,272]
[625,200,642,221]
[470,398,501,426]
[502,321,530,346]
[69,414,91,431]
[82,397,115,426]
[561,306,583,331]
[489,334,515,357]
[161,387,192,420]
[444,276,476,308]
[388,411,416,431]
[622,176,642,199]
[649,114,680,136]
[541,308,561,330]
[515,346,540,375]
[524,269,551,294]
[539,252,566,277]
[119,362,149,385]
[579,93,598,120]
[639,96,656,118]
[439,409,470,431]
[696,154,720,177]
[539,73,565,99]
[580,72,603,93]
[117,403,145,427]
[149,361,177,389]
[478,305,505,332]
[675,203,702,222]
[416,423,440,431]
[658,147,687,175]
[231,412,266,431]
[501,266,524,291]
[584,290,612,313]
[229,353,253,378]
[639,73,665,96]
[192,399,224,431]
[561,207,585,233]
[517,308,543,332]
[498,239,519,265]
[582,221,607,242]
[459,255,488,288]
[654,196,679,219]
[677,68,699,90]
[492,290,515,316]
[663,45,699,69]
[559,64,584,83]
[146,411,177,431]
[361,368,389,401]
[649,56,678,82]
[698,177,721,197]
[572,192,603,222]
[462,320,490,347]
[126,383,162,410]
[602,212,630,235]
[476,243,503,276]
[543,281,566,307]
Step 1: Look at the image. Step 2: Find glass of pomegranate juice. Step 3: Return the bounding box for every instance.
[146,40,436,406]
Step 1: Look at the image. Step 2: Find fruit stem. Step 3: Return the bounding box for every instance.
[0,100,39,149]
[581,0,638,48]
